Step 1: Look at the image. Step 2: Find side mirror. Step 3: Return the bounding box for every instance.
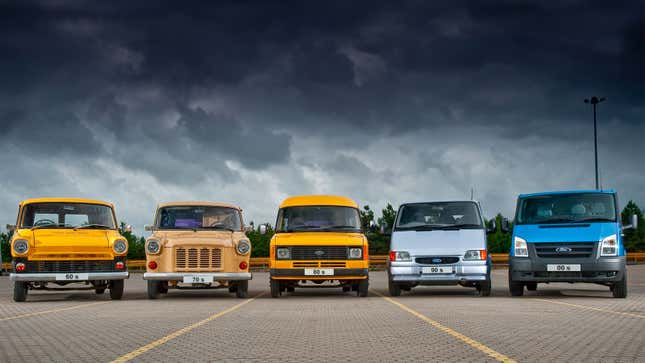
[5,224,15,232]
[501,218,510,233]
[368,220,376,232]
[144,224,153,232]
[380,222,391,235]
[486,219,497,234]
[259,224,267,235]
[124,225,133,233]
[623,214,639,231]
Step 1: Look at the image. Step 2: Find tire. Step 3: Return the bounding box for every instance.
[147,280,161,299]
[612,272,627,298]
[388,279,401,297]
[13,281,28,302]
[109,279,124,300]
[95,288,106,295]
[270,279,281,298]
[526,282,537,291]
[228,284,238,293]
[235,280,249,299]
[508,272,524,297]
[160,282,169,294]
[477,279,492,297]
[357,279,369,297]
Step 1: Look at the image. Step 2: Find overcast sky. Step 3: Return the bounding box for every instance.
[1,0,643,231]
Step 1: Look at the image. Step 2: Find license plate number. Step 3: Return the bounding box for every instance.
[422,266,453,274]
[183,275,214,283]
[55,273,89,281]
[547,264,581,272]
[304,268,334,276]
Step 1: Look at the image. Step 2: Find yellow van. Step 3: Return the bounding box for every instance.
[143,202,252,298]
[264,195,369,297]
[8,198,129,302]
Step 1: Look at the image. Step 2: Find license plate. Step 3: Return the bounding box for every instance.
[422,266,454,274]
[55,273,89,281]
[304,268,334,276]
[547,264,581,272]
[183,275,214,283]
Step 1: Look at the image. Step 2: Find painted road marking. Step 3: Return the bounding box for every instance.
[0,301,110,322]
[372,290,516,363]
[111,292,265,363]
[534,298,645,319]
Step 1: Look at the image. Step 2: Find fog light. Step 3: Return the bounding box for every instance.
[15,262,26,272]
[115,261,125,270]
[239,261,248,270]
[148,261,158,270]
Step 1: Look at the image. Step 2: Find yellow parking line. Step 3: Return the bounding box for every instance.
[533,299,645,319]
[0,301,110,322]
[372,290,516,363]
[111,292,265,363]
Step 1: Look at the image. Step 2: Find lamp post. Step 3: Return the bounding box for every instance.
[584,96,606,190]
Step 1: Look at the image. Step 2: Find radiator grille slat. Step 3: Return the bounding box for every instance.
[175,247,222,271]
[22,260,117,273]
[533,242,596,258]
[289,246,349,260]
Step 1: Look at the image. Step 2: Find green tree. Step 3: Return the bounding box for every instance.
[246,224,274,257]
[119,222,146,260]
[377,203,396,229]
[485,213,513,254]
[621,201,645,252]
[1,232,10,263]
[359,205,375,230]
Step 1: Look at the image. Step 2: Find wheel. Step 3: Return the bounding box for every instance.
[388,279,401,297]
[235,280,249,299]
[95,288,106,295]
[477,279,492,297]
[147,280,161,299]
[357,279,369,297]
[160,282,169,294]
[509,272,524,297]
[270,279,281,298]
[612,272,627,298]
[13,281,28,302]
[526,282,537,291]
[228,284,238,293]
[287,286,295,293]
[109,280,124,300]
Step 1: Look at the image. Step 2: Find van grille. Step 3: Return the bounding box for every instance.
[289,246,349,260]
[533,242,595,258]
[292,261,347,268]
[175,247,222,271]
[23,260,117,273]
[416,257,460,265]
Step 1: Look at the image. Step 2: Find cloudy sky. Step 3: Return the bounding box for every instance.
[1,0,643,231]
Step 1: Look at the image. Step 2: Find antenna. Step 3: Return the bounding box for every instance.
[470,188,474,200]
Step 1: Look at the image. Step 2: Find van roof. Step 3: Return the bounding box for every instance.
[20,198,114,208]
[519,189,616,198]
[157,201,242,210]
[279,195,359,209]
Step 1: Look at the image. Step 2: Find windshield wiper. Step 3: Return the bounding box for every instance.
[324,225,360,229]
[396,224,447,231]
[75,224,113,230]
[538,218,576,224]
[203,226,235,231]
[31,223,69,230]
[286,226,322,232]
[575,217,615,223]
[440,223,482,229]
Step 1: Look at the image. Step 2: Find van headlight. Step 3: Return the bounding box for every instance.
[113,239,127,254]
[13,239,29,255]
[348,247,362,259]
[600,234,618,256]
[514,236,528,257]
[389,251,411,262]
[464,249,487,260]
[146,239,161,254]
[237,240,251,255]
[276,247,290,259]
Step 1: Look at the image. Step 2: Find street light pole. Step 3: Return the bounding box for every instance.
[584,96,606,190]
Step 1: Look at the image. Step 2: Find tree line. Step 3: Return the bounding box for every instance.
[2,201,644,262]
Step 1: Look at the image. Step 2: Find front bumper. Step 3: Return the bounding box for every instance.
[270,268,368,279]
[143,272,252,281]
[510,256,625,282]
[10,272,129,282]
[389,261,488,284]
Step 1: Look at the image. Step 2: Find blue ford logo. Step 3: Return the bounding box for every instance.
[432,258,442,263]
[555,247,572,253]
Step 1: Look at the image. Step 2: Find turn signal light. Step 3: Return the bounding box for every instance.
[239,261,248,270]
[115,261,125,270]
[389,251,396,261]
[15,262,26,272]
[148,261,158,270]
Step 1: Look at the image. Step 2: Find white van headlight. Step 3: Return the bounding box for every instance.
[113,239,127,254]
[348,247,362,259]
[514,236,528,257]
[276,247,290,259]
[146,239,161,254]
[13,239,29,255]
[600,234,618,256]
[389,251,411,262]
[464,250,487,260]
[237,240,251,255]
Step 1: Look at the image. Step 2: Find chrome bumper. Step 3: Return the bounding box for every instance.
[143,272,252,281]
[390,261,488,283]
[10,272,129,282]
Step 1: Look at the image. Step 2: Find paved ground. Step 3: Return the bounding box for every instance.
[1,266,644,362]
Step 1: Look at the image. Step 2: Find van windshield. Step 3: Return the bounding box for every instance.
[156,206,242,231]
[395,202,483,231]
[515,193,617,225]
[276,206,361,232]
[21,203,116,229]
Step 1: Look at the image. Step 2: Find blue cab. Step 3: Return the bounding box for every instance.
[508,190,638,298]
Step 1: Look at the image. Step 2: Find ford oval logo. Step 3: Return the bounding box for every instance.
[432,258,442,263]
[314,250,325,256]
[555,247,572,253]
